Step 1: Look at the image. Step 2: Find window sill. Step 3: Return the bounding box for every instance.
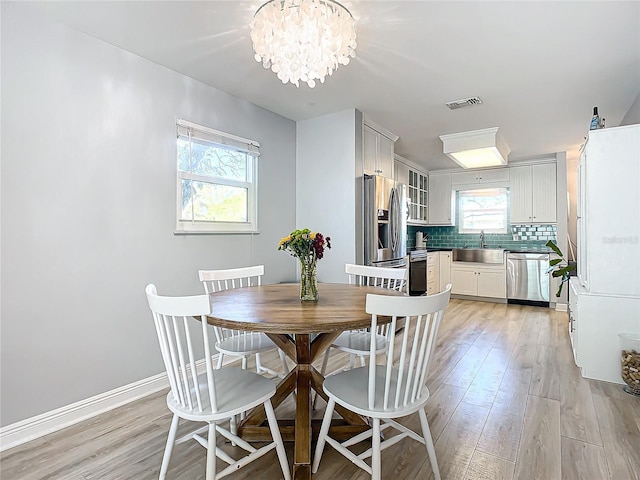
[174,230,260,236]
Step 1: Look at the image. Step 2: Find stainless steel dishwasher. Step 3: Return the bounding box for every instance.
[506,252,550,305]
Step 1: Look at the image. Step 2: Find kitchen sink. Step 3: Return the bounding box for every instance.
[452,248,505,264]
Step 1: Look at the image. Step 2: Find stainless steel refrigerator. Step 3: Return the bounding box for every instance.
[363,174,408,267]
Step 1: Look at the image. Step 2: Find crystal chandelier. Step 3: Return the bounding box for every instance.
[250,0,357,88]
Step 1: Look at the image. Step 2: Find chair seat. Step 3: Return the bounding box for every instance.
[330,331,387,355]
[323,365,430,419]
[167,367,276,422]
[216,332,277,356]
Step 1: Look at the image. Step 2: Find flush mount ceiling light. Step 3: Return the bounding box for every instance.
[439,127,511,169]
[250,0,357,88]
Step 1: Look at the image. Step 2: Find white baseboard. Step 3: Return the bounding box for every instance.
[555,303,568,312]
[0,370,169,452]
[0,355,236,452]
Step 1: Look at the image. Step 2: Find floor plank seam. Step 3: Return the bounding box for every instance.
[4,302,640,480]
[559,433,604,448]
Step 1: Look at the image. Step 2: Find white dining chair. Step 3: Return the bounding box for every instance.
[321,264,407,369]
[313,264,407,410]
[145,284,291,480]
[199,266,289,377]
[312,285,452,480]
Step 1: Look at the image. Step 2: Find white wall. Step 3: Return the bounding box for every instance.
[296,110,360,283]
[621,92,640,125]
[554,151,569,306]
[0,3,297,426]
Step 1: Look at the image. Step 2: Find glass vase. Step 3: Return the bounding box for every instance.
[620,333,640,396]
[299,259,318,301]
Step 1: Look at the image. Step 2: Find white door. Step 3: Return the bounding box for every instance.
[395,160,410,187]
[531,163,557,223]
[363,125,378,175]
[509,165,532,224]
[476,270,507,298]
[428,174,453,225]
[439,252,451,292]
[576,160,588,288]
[451,269,477,295]
[378,134,395,178]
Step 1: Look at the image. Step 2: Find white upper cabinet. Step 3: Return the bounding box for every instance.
[378,134,394,178]
[408,169,429,224]
[363,126,378,174]
[509,166,533,223]
[394,159,428,224]
[577,125,639,297]
[509,163,556,224]
[451,168,509,186]
[428,173,454,225]
[532,163,557,223]
[394,159,410,187]
[363,122,397,178]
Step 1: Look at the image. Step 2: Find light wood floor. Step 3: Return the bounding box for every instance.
[2,299,639,480]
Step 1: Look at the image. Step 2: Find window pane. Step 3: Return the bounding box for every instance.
[178,137,247,181]
[180,179,247,222]
[459,188,508,232]
[462,210,507,230]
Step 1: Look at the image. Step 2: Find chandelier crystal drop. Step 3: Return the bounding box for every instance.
[250,0,357,88]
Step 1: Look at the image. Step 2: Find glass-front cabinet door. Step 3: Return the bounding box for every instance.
[408,170,428,223]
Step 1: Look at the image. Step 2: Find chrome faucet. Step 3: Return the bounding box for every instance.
[480,230,486,248]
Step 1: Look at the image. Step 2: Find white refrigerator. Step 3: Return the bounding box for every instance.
[569,124,640,384]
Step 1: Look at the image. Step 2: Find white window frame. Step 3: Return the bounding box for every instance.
[458,187,508,234]
[175,119,259,234]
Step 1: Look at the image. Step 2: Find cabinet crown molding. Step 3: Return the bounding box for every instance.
[394,154,429,174]
[364,117,399,142]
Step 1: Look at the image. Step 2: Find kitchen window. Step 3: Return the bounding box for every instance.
[458,188,508,234]
[176,119,259,234]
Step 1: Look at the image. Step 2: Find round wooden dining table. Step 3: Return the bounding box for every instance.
[206,282,403,480]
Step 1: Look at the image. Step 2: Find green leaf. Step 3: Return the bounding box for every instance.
[546,240,562,257]
[549,258,562,266]
[551,266,573,277]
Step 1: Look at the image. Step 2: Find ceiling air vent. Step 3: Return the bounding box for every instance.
[445,96,483,110]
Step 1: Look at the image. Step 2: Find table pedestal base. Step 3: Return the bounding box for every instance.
[237,333,370,480]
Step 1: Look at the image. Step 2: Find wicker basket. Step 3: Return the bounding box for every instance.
[620,333,640,396]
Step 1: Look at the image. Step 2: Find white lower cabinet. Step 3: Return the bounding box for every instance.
[439,251,452,292]
[568,278,579,365]
[476,270,507,298]
[451,269,478,295]
[426,252,439,295]
[451,264,507,298]
[569,278,640,384]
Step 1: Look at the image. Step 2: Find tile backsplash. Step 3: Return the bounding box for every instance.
[408,224,557,250]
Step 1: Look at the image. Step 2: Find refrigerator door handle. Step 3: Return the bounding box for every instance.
[389,187,398,251]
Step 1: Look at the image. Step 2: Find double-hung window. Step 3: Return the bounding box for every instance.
[458,188,508,233]
[176,119,259,234]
